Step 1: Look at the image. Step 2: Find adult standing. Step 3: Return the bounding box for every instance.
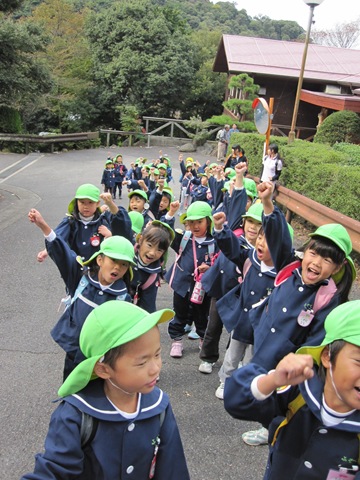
[216,124,230,162]
[260,143,283,185]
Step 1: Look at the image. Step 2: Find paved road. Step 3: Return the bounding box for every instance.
[1,145,357,480]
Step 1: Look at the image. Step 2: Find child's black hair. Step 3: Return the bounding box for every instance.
[318,339,346,382]
[141,222,173,251]
[103,343,125,368]
[299,236,353,303]
[86,254,132,292]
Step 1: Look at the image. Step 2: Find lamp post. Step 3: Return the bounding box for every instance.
[288,0,325,143]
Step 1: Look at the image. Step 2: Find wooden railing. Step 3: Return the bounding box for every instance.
[0,132,99,154]
[248,175,360,254]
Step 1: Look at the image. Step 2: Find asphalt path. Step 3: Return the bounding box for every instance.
[2,144,354,480]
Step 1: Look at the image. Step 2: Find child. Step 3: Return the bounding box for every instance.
[165,201,218,358]
[22,301,190,480]
[101,159,116,193]
[240,181,355,445]
[224,300,360,480]
[112,154,127,199]
[190,173,210,204]
[36,184,113,263]
[198,163,263,375]
[29,207,135,379]
[131,220,174,313]
[210,203,278,397]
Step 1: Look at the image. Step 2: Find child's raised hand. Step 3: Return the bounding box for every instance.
[98,225,112,238]
[213,212,227,229]
[100,192,113,205]
[273,353,314,387]
[138,179,146,189]
[169,200,180,215]
[37,249,48,263]
[235,162,247,176]
[178,154,183,161]
[257,181,274,200]
[157,178,165,189]
[28,208,45,227]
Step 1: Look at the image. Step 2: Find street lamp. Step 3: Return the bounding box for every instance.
[288,0,325,143]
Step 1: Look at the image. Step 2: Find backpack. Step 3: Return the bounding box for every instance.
[80,409,166,448]
[274,260,337,315]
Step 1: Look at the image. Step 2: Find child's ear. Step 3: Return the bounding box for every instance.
[94,361,112,379]
[320,346,331,369]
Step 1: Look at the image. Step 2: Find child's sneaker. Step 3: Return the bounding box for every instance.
[198,361,214,374]
[170,340,183,358]
[215,382,225,399]
[183,324,192,334]
[188,326,200,340]
[242,427,268,446]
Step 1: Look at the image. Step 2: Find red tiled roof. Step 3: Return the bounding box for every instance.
[214,35,360,86]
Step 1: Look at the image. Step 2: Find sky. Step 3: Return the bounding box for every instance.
[222,1,360,31]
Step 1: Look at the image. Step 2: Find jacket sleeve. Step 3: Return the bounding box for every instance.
[224,363,292,428]
[262,206,294,272]
[21,402,84,479]
[227,188,247,230]
[154,404,190,480]
[213,225,250,268]
[45,235,81,295]
[54,217,72,244]
[109,206,132,241]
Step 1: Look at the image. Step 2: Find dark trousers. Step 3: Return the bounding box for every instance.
[199,297,224,363]
[112,182,122,198]
[168,291,210,340]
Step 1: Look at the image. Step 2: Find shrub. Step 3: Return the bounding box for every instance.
[314,110,360,146]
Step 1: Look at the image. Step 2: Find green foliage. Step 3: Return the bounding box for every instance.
[115,105,140,132]
[332,142,360,166]
[0,106,22,133]
[223,73,259,122]
[314,110,360,146]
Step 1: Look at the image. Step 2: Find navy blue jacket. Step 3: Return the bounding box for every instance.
[113,162,127,182]
[101,168,116,188]
[22,379,190,480]
[249,207,341,371]
[130,252,163,313]
[224,362,360,480]
[165,231,217,298]
[47,235,129,364]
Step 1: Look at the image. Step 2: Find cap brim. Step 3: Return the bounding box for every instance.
[296,344,326,366]
[58,308,174,398]
[151,220,175,242]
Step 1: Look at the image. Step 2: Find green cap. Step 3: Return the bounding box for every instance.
[151,220,175,242]
[68,184,100,214]
[180,201,212,225]
[128,211,144,234]
[157,163,167,170]
[153,168,160,175]
[243,178,258,199]
[209,163,218,169]
[83,235,136,267]
[128,189,148,202]
[58,301,174,397]
[242,203,263,223]
[162,187,174,203]
[221,181,231,192]
[106,160,114,165]
[297,300,360,365]
[309,223,355,280]
[225,168,236,179]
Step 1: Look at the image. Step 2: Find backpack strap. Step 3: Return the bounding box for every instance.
[70,275,89,306]
[140,273,158,290]
[312,278,337,314]
[274,260,302,288]
[80,412,98,448]
[270,392,306,446]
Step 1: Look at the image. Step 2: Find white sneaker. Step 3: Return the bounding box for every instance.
[198,361,214,374]
[215,382,225,399]
[242,427,268,446]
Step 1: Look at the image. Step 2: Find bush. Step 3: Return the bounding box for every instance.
[314,110,360,146]
[0,106,22,133]
[226,132,360,221]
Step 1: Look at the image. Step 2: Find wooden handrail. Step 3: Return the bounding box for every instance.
[248,175,360,254]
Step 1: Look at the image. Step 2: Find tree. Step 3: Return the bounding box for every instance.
[311,18,360,49]
[30,0,93,132]
[86,0,196,123]
[0,2,51,132]
[223,73,259,121]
